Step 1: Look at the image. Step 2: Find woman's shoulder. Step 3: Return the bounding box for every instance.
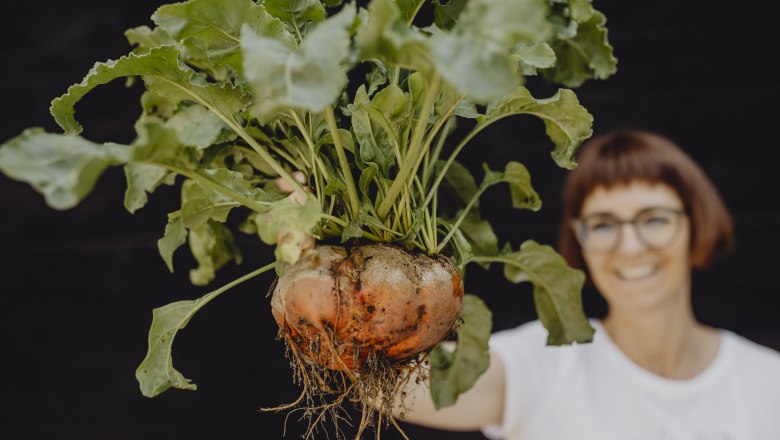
[724,331,780,372]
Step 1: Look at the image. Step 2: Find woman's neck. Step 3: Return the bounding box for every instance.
[601,302,721,380]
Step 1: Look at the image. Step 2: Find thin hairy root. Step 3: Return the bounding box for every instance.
[260,335,309,412]
[264,334,424,439]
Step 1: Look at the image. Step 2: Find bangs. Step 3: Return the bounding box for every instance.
[559,129,734,271]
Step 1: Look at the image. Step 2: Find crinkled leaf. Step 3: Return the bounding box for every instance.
[262,0,326,35]
[432,0,467,30]
[254,195,321,264]
[316,128,355,154]
[429,0,551,103]
[241,3,355,119]
[349,86,396,176]
[189,220,243,285]
[124,163,171,214]
[568,0,594,22]
[181,180,238,229]
[484,86,592,169]
[341,221,363,243]
[124,25,175,54]
[503,161,541,211]
[502,240,593,345]
[372,83,411,123]
[157,212,188,272]
[457,211,499,264]
[132,121,200,170]
[355,0,432,72]
[365,60,390,96]
[51,45,249,135]
[430,294,492,409]
[152,0,294,75]
[136,298,200,397]
[542,10,617,87]
[140,91,176,119]
[166,104,226,149]
[0,128,131,210]
[513,42,556,75]
[441,159,478,208]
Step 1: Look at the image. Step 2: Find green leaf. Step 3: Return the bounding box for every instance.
[457,211,499,263]
[157,212,188,273]
[484,86,592,169]
[262,0,326,35]
[372,83,411,123]
[513,42,556,75]
[241,3,355,118]
[0,128,130,210]
[165,104,226,149]
[124,163,171,214]
[355,0,432,72]
[189,220,243,285]
[181,180,237,229]
[433,0,467,30]
[542,10,617,87]
[349,86,396,177]
[397,207,424,246]
[254,195,321,264]
[341,220,363,243]
[136,299,200,397]
[429,0,551,103]
[441,159,478,208]
[501,240,594,345]
[365,60,390,96]
[124,25,175,54]
[132,121,200,170]
[430,294,492,409]
[568,0,594,22]
[396,0,425,24]
[51,45,250,135]
[152,0,295,75]
[503,161,541,211]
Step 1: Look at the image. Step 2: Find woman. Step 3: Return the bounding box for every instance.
[398,130,780,439]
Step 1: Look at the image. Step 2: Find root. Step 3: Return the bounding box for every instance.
[263,332,424,439]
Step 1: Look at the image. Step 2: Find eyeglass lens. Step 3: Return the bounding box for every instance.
[578,207,683,253]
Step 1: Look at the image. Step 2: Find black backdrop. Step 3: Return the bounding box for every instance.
[2,1,779,439]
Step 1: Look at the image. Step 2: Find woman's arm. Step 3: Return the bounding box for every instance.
[393,349,506,431]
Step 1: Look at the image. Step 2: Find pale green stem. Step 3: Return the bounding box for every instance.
[190,262,277,315]
[423,116,457,188]
[325,106,361,220]
[159,75,305,197]
[289,111,323,205]
[377,74,441,219]
[421,122,489,211]
[436,184,486,253]
[161,164,270,213]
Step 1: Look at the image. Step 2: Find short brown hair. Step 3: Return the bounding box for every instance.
[558,129,734,271]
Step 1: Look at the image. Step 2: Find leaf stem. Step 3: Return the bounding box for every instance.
[377,74,440,219]
[191,262,277,315]
[436,184,486,253]
[325,106,361,220]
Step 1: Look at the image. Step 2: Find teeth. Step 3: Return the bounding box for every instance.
[617,265,656,280]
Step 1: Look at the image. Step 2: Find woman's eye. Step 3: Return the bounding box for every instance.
[642,216,670,227]
[588,221,615,233]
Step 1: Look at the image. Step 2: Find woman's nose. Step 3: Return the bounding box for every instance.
[616,222,645,254]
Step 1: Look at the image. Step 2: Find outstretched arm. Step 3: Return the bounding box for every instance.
[393,348,506,431]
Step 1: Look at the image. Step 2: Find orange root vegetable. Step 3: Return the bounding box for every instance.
[271,244,464,371]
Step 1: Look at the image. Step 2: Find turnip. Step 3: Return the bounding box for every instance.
[0,0,616,437]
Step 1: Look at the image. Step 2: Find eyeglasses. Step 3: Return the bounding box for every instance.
[572,207,685,254]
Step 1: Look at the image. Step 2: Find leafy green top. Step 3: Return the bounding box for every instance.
[0,0,615,407]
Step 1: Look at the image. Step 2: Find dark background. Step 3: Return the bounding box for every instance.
[1,1,778,439]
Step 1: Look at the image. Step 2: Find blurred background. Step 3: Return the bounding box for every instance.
[1,1,778,438]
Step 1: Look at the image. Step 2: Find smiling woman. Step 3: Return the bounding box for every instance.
[394,130,780,439]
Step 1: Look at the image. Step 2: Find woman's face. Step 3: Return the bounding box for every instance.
[578,181,691,314]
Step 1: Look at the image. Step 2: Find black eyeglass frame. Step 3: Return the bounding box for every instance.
[571,206,686,254]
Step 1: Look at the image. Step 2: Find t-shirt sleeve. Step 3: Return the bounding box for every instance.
[481,320,576,439]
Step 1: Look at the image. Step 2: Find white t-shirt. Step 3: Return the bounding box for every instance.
[482,320,780,440]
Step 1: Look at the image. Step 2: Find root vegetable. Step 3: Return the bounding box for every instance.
[271,244,464,370]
